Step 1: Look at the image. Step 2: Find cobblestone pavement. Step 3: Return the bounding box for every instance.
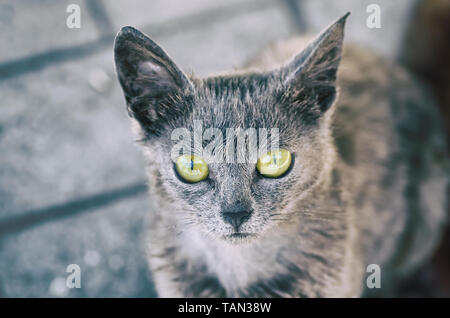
[0,0,417,297]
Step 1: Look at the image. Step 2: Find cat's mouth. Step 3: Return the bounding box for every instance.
[223,232,257,244]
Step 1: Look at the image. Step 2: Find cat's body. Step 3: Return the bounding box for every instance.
[114,15,448,297]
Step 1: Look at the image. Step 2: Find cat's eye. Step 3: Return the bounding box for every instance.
[175,154,209,183]
[256,149,292,178]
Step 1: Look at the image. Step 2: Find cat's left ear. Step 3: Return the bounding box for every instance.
[281,13,349,115]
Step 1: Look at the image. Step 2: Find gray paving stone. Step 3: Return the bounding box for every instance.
[149,4,293,76]
[299,0,416,58]
[0,0,100,62]
[0,194,156,297]
[0,50,147,218]
[103,0,248,30]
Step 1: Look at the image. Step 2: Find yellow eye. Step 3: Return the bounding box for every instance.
[256,149,292,178]
[175,155,209,183]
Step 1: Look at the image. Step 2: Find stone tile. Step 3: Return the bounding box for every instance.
[0,49,147,218]
[147,4,293,76]
[0,0,100,62]
[0,194,156,297]
[103,0,253,30]
[299,0,416,58]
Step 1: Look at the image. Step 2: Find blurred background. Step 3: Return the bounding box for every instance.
[0,0,448,297]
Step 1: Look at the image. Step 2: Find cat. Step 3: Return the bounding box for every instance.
[113,13,449,297]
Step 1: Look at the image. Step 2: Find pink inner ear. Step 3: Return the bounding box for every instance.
[138,61,171,79]
[130,61,179,98]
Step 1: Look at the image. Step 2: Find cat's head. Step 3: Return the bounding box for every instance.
[114,14,348,244]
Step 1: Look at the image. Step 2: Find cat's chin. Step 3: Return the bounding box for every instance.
[221,232,258,245]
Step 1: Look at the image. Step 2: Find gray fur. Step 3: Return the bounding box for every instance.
[114,14,448,297]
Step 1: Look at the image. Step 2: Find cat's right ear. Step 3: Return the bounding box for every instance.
[114,26,193,129]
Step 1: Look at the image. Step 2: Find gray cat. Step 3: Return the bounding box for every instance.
[114,14,448,297]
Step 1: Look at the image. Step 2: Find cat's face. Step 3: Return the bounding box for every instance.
[141,79,331,243]
[114,16,346,243]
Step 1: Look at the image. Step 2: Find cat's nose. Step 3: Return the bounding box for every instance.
[221,210,252,232]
